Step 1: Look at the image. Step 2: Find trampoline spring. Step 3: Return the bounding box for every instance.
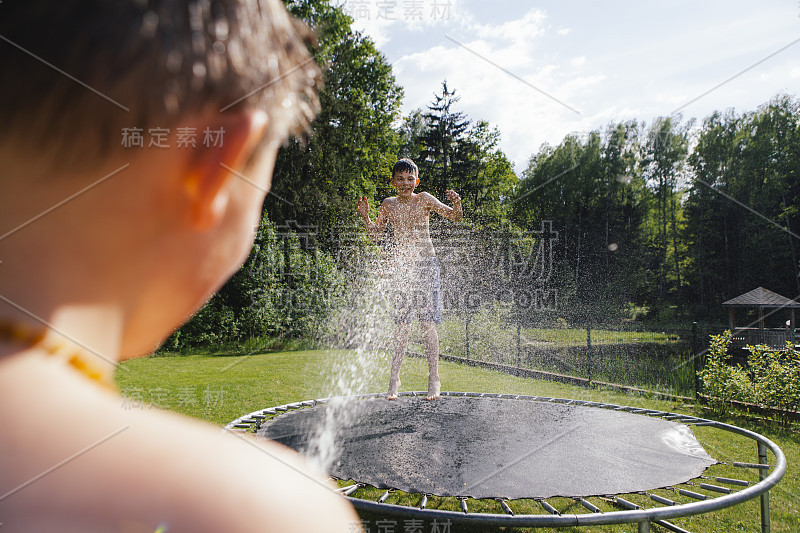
[539,500,560,515]
[419,494,428,509]
[653,520,693,533]
[648,493,676,506]
[577,498,602,513]
[677,488,706,501]
[697,483,731,494]
[714,476,750,487]
[497,499,514,515]
[340,484,361,496]
[732,461,772,469]
[613,497,640,510]
[378,490,393,503]
[459,498,469,514]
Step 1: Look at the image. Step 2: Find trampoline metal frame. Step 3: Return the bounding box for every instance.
[225,392,787,533]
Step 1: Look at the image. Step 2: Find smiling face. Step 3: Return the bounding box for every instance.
[391,170,419,199]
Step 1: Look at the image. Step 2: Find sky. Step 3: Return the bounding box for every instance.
[341,0,800,172]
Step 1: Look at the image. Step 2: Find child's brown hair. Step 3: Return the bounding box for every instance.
[0,0,321,167]
[392,157,418,177]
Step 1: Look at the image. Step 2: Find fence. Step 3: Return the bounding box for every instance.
[406,313,800,399]
[403,308,696,397]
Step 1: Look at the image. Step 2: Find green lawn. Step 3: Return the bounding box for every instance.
[116,350,798,532]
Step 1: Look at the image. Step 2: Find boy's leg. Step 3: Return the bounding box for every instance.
[388,322,411,400]
[421,321,440,400]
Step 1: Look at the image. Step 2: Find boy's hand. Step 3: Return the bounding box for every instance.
[445,189,461,204]
[356,197,369,219]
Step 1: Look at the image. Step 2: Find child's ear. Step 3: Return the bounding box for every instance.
[182,111,268,230]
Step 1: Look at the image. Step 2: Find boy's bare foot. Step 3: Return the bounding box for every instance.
[387,380,400,400]
[425,379,440,401]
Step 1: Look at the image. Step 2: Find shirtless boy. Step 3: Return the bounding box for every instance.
[356,158,462,401]
[0,1,358,531]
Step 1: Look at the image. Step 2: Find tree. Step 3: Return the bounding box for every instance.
[417,81,470,197]
[640,116,691,302]
[456,120,518,224]
[685,95,800,317]
[512,125,651,322]
[269,0,404,241]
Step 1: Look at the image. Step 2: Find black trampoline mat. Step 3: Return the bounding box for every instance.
[259,396,717,499]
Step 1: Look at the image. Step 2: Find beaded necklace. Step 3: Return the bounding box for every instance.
[0,321,116,389]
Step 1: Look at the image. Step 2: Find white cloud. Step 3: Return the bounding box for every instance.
[350,0,800,172]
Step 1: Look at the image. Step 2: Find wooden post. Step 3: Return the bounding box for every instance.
[692,321,700,398]
[465,315,471,360]
[586,324,593,384]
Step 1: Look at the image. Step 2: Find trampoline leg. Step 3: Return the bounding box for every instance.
[638,520,650,533]
[758,443,771,533]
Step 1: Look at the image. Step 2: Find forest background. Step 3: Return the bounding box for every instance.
[163,0,800,351]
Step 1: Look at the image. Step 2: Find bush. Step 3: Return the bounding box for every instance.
[160,215,346,352]
[747,341,800,415]
[698,331,753,412]
[698,331,800,423]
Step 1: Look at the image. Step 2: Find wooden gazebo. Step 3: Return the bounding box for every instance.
[722,287,799,350]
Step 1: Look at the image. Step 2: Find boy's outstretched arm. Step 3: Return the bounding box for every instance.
[428,190,463,222]
[357,196,387,240]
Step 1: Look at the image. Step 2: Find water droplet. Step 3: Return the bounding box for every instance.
[192,61,207,78]
[214,19,229,40]
[166,50,182,74]
[140,11,159,39]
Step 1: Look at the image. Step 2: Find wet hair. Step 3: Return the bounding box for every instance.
[0,0,321,167]
[392,158,418,178]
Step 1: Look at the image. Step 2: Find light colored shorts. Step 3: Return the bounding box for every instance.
[392,257,442,324]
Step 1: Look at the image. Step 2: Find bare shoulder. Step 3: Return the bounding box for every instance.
[381,196,399,211]
[417,191,442,207]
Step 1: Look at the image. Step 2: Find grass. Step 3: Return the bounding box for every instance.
[116,349,798,532]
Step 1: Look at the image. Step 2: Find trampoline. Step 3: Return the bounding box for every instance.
[226,392,786,532]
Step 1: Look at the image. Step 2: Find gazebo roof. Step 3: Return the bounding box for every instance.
[722,287,800,308]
